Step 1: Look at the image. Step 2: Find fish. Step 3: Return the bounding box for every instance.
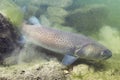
[22,16,112,66]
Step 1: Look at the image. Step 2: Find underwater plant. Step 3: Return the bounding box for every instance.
[0,0,23,27]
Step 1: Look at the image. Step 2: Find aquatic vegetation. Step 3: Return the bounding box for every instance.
[0,0,23,26]
[47,7,68,24]
[48,16,65,25]
[1,56,120,80]
[12,0,30,7]
[99,26,120,54]
[18,43,48,63]
[24,5,39,19]
[0,60,66,80]
[0,40,120,80]
[70,64,92,79]
[30,0,73,8]
[0,0,120,80]
[65,4,108,35]
[47,7,68,18]
[53,23,77,32]
[40,15,52,27]
[35,61,66,80]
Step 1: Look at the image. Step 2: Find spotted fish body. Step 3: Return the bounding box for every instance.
[23,24,92,54]
[22,17,112,66]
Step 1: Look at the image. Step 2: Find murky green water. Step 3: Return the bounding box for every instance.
[0,0,120,80]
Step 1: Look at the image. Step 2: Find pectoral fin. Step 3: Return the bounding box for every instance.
[62,54,78,66]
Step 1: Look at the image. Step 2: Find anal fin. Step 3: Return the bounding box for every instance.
[62,54,78,66]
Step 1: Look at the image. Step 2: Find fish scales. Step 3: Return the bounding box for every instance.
[22,24,94,54]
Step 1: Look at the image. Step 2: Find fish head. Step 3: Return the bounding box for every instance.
[75,43,112,61]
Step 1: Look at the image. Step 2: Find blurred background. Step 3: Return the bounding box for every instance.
[0,0,120,80]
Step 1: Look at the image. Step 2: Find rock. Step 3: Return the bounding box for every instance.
[30,0,73,8]
[10,60,66,80]
[64,4,108,35]
[0,77,8,80]
[35,61,66,80]
[71,64,90,77]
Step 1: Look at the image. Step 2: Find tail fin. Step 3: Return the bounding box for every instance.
[28,16,41,25]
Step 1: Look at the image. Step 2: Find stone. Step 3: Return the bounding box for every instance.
[35,61,66,80]
[71,64,90,77]
[10,60,66,80]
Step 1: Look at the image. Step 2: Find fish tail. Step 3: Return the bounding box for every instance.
[28,16,41,25]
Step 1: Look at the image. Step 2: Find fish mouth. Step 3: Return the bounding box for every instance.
[103,52,112,60]
[104,54,112,60]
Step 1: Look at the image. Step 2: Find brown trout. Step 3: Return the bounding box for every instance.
[22,16,112,66]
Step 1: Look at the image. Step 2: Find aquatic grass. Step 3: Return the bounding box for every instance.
[0,0,23,26]
[70,56,120,80]
[98,26,120,54]
[69,25,120,80]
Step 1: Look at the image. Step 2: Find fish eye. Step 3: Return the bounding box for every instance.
[101,51,105,57]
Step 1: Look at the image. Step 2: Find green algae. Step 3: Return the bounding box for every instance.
[0,31,120,79]
[69,56,120,80]
[0,0,23,27]
[69,25,120,80]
